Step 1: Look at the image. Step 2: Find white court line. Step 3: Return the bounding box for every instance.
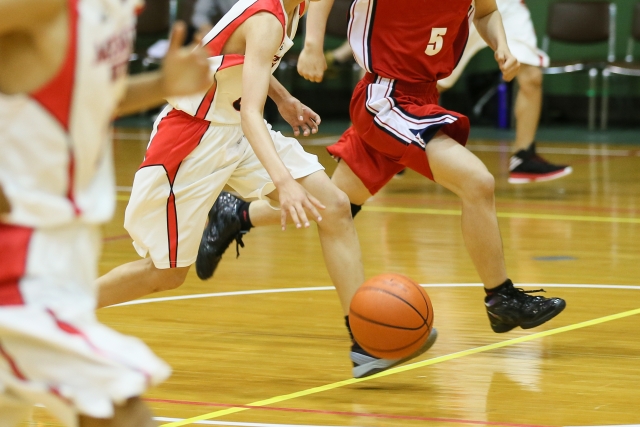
[155,417,359,427]
[108,283,640,308]
[111,287,334,307]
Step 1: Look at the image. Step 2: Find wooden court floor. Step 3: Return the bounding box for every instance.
[23,131,640,427]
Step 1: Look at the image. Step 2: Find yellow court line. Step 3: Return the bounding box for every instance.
[362,205,640,224]
[116,193,640,224]
[160,307,640,427]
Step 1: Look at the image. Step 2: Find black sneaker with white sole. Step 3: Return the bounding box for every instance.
[485,283,566,333]
[509,142,572,184]
[350,328,438,378]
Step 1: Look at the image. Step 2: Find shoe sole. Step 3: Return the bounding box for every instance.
[508,166,573,184]
[352,328,438,378]
[491,299,567,333]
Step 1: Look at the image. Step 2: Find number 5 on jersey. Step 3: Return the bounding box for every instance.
[425,28,447,56]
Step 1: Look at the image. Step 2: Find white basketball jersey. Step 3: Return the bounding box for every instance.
[0,0,140,228]
[167,0,306,124]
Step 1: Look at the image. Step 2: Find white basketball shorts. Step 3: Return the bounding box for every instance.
[125,106,324,269]
[439,0,550,89]
[0,222,171,427]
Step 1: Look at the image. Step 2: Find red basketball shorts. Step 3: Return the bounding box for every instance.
[327,73,470,194]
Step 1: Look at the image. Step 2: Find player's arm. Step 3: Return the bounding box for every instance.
[0,184,10,214]
[116,22,212,116]
[268,76,321,137]
[0,0,65,33]
[297,0,335,82]
[241,13,324,229]
[474,0,519,81]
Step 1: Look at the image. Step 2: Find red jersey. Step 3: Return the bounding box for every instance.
[348,0,474,83]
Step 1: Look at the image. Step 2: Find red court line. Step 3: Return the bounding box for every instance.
[145,397,552,427]
[103,234,130,243]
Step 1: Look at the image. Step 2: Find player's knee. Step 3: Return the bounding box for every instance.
[150,264,188,292]
[321,188,352,222]
[518,66,543,93]
[470,170,495,200]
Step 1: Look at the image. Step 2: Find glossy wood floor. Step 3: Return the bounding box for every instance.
[25,130,640,427]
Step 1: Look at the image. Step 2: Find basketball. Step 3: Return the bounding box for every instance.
[349,273,434,359]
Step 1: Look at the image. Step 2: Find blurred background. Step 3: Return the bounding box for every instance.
[123,0,640,143]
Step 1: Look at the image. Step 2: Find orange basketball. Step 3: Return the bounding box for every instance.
[349,273,434,359]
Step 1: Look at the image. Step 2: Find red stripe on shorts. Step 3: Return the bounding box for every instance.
[141,109,210,267]
[167,192,179,268]
[0,344,28,380]
[0,224,33,306]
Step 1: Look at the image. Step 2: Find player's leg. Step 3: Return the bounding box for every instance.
[425,132,566,331]
[279,170,364,314]
[513,64,542,152]
[501,2,572,183]
[97,259,189,308]
[79,397,155,427]
[508,64,572,183]
[426,133,507,288]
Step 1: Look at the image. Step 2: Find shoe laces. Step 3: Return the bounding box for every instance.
[234,231,247,258]
[507,286,547,301]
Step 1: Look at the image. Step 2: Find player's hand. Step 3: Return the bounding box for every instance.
[297,45,327,83]
[276,179,325,230]
[277,97,321,137]
[160,21,213,97]
[495,48,520,82]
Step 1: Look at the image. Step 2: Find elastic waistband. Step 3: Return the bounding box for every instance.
[363,73,437,96]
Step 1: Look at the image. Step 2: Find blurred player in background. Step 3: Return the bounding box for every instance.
[0,0,211,425]
[438,0,572,184]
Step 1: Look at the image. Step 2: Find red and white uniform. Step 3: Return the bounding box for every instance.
[439,0,549,89]
[125,0,323,269]
[328,0,473,194]
[0,1,170,425]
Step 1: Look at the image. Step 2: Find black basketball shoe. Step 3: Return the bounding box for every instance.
[485,283,566,333]
[195,192,248,280]
[508,142,572,184]
[350,328,438,378]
